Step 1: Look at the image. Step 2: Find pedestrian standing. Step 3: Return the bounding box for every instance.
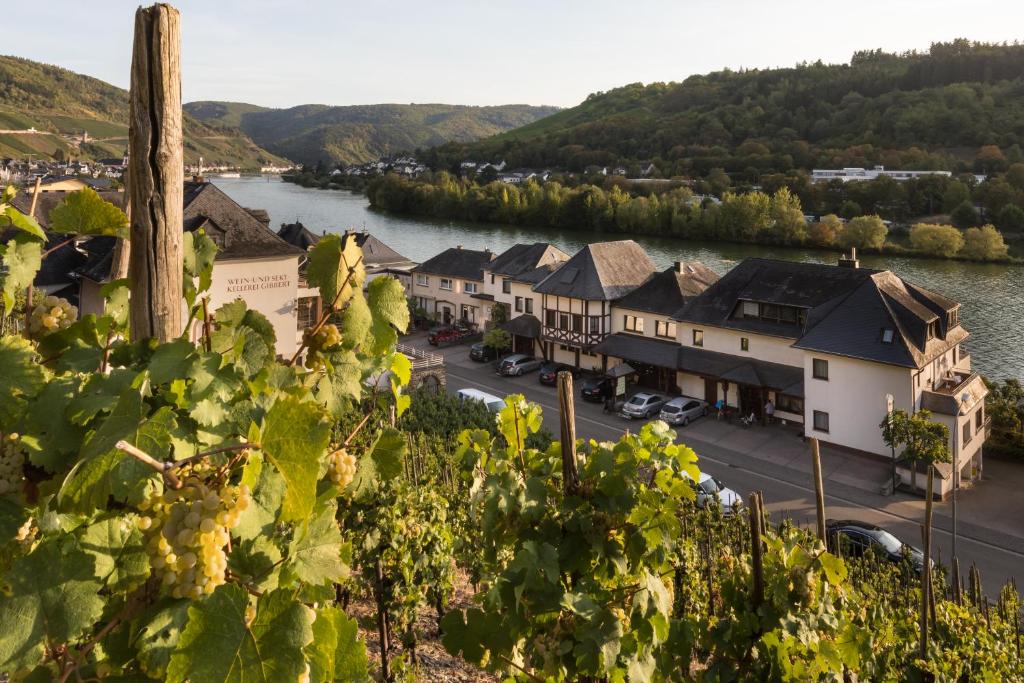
[764,398,775,425]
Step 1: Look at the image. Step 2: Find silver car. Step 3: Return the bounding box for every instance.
[692,473,743,514]
[659,396,708,426]
[497,354,543,376]
[621,392,667,419]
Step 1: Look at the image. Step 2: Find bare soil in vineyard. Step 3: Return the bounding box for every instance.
[348,568,497,682]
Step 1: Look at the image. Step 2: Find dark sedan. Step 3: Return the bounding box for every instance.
[538,362,579,386]
[469,342,509,362]
[826,520,926,572]
[579,376,615,402]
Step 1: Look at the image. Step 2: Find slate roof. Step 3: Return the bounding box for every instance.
[615,262,719,316]
[533,240,656,300]
[182,181,304,261]
[593,332,805,395]
[501,314,542,338]
[485,242,569,278]
[276,226,414,269]
[413,246,494,281]
[277,222,321,251]
[674,258,966,369]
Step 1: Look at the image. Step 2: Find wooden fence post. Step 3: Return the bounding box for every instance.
[128,3,183,342]
[557,371,580,494]
[919,466,935,661]
[749,491,764,610]
[810,438,827,549]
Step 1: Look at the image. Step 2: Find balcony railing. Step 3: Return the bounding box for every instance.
[930,370,978,395]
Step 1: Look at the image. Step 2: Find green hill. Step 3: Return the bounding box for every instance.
[0,55,289,168]
[184,101,560,167]
[425,40,1024,179]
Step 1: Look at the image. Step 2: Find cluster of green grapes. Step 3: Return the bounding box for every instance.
[326,447,357,491]
[0,433,25,497]
[137,478,251,599]
[302,324,342,369]
[27,295,77,336]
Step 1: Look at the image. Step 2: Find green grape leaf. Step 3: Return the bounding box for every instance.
[234,453,286,540]
[67,368,139,425]
[0,496,29,543]
[1,233,43,315]
[261,396,331,522]
[390,351,412,387]
[167,585,313,683]
[366,276,410,354]
[0,335,45,429]
[339,288,372,348]
[183,230,218,308]
[1,202,45,239]
[228,536,283,592]
[133,599,190,680]
[350,427,406,498]
[148,339,199,386]
[306,234,365,309]
[305,606,368,683]
[817,551,848,586]
[60,399,174,512]
[439,608,502,665]
[0,537,104,672]
[78,513,150,593]
[284,499,349,586]
[47,187,128,238]
[101,278,131,328]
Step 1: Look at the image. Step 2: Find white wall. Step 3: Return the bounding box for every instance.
[675,323,803,366]
[206,256,300,358]
[411,273,484,324]
[803,352,913,456]
[610,306,678,341]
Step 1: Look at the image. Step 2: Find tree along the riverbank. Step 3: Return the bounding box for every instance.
[365,171,1015,263]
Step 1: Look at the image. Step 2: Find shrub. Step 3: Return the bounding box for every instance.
[996,203,1024,232]
[807,214,842,246]
[909,223,965,257]
[959,224,1009,261]
[950,199,980,228]
[837,215,888,250]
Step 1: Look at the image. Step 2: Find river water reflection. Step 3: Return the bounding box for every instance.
[214,176,1021,380]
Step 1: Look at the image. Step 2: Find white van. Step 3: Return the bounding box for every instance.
[456,388,505,413]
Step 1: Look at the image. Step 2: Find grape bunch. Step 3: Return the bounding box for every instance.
[138,479,251,599]
[0,433,26,497]
[28,295,77,336]
[302,324,342,369]
[326,447,357,491]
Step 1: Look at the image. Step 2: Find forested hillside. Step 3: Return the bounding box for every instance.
[184,101,560,167]
[426,40,1024,179]
[0,55,288,167]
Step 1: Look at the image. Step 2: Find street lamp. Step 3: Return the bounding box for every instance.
[886,394,896,495]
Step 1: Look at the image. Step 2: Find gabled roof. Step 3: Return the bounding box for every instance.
[413,246,494,281]
[182,181,303,260]
[533,240,656,300]
[615,262,719,316]
[674,258,966,369]
[277,222,321,251]
[275,226,414,269]
[485,242,569,278]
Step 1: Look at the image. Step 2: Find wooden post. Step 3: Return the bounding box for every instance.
[374,558,391,682]
[557,371,580,494]
[952,556,961,605]
[128,3,183,342]
[810,438,827,549]
[749,491,764,609]
[919,466,934,661]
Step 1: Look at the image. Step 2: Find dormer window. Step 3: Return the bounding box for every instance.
[881,328,895,344]
[927,320,939,339]
[949,308,959,328]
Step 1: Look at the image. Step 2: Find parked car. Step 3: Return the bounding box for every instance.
[456,388,505,413]
[687,472,743,513]
[428,324,473,346]
[579,376,615,402]
[659,396,708,426]
[538,362,579,385]
[621,392,668,419]
[826,520,926,572]
[497,354,544,376]
[469,342,509,362]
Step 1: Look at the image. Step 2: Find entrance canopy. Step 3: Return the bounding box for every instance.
[501,314,541,339]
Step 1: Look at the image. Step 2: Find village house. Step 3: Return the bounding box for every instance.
[593,261,720,393]
[410,246,494,326]
[532,240,656,369]
[479,242,569,355]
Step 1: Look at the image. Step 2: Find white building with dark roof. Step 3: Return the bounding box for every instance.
[410,246,495,326]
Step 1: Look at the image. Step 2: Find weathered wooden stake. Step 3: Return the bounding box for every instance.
[749,491,764,609]
[128,3,183,342]
[952,556,961,605]
[374,558,391,682]
[919,466,934,661]
[557,371,580,494]
[809,438,827,549]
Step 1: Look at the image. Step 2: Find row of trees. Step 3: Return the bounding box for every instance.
[367,172,1013,261]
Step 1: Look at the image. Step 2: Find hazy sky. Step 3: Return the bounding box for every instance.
[8,0,1024,109]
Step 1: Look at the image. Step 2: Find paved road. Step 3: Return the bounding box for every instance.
[440,354,1023,598]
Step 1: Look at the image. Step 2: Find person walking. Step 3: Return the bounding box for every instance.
[764,398,775,425]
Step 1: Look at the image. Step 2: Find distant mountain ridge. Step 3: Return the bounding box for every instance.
[184,101,560,167]
[0,55,288,168]
[424,40,1024,179]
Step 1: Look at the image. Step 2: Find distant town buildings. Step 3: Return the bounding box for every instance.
[811,166,953,183]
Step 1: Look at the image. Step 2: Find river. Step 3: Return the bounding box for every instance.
[214,176,1021,380]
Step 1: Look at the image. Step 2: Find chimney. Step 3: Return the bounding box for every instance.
[838,247,859,269]
[456,244,462,250]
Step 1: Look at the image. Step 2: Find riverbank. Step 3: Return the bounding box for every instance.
[286,171,1020,265]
